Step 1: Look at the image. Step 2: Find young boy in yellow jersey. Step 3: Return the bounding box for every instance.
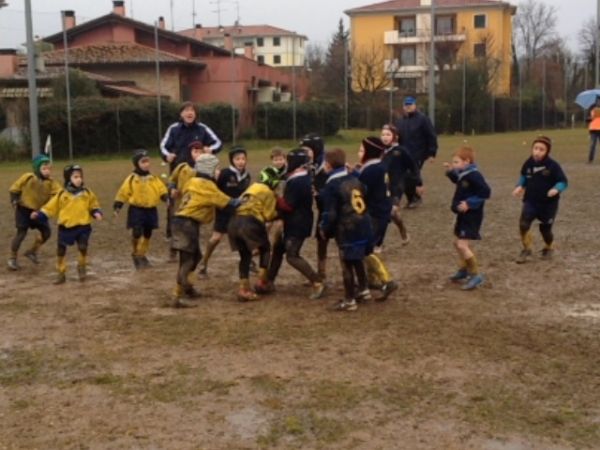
[228,167,279,302]
[114,150,168,269]
[170,154,238,307]
[31,165,103,284]
[167,141,204,261]
[8,154,61,270]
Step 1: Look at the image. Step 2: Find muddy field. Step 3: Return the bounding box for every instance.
[0,129,599,449]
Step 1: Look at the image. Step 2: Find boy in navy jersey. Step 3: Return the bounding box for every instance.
[512,136,567,263]
[199,146,251,275]
[262,148,325,300]
[445,146,491,290]
[320,148,373,311]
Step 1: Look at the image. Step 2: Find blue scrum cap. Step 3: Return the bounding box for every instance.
[403,96,416,106]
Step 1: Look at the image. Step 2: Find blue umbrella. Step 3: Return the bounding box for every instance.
[575,89,600,109]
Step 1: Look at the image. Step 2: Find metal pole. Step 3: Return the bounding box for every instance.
[594,0,600,89]
[564,59,568,128]
[461,57,466,134]
[154,22,163,148]
[518,63,522,131]
[62,11,74,162]
[428,0,436,124]
[491,93,495,133]
[542,59,546,129]
[344,36,349,129]
[131,0,134,18]
[24,0,40,156]
[170,0,175,32]
[229,38,236,144]
[192,0,197,27]
[389,88,393,123]
[292,33,297,141]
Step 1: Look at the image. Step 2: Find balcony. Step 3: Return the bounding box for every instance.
[384,59,427,77]
[384,29,466,45]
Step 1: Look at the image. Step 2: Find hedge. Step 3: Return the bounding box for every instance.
[38,97,238,158]
[256,100,342,139]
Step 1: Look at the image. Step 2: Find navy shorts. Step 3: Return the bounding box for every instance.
[15,205,49,232]
[214,209,232,234]
[58,225,92,247]
[127,206,159,230]
[521,201,558,226]
[454,212,483,240]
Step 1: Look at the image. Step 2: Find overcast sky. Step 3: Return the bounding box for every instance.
[0,0,593,52]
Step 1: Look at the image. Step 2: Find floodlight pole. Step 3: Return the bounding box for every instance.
[25,0,40,156]
[344,35,349,129]
[292,33,297,141]
[428,0,435,125]
[62,11,74,162]
[596,0,600,87]
[154,21,163,148]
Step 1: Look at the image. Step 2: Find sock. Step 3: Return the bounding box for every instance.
[364,254,391,284]
[137,237,150,257]
[57,255,67,274]
[465,256,479,275]
[77,252,87,269]
[28,235,43,254]
[10,251,17,259]
[132,237,140,256]
[174,283,184,298]
[240,278,250,290]
[520,230,533,251]
[258,268,268,283]
[458,258,468,271]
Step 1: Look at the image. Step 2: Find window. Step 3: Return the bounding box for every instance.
[395,78,417,91]
[398,16,416,36]
[435,15,455,35]
[397,45,416,66]
[474,43,486,58]
[257,55,265,64]
[474,14,486,29]
[273,55,281,64]
[257,37,264,47]
[273,37,281,46]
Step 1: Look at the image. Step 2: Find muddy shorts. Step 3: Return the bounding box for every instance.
[228,215,269,252]
[214,209,233,234]
[520,201,558,226]
[170,216,200,254]
[15,205,49,233]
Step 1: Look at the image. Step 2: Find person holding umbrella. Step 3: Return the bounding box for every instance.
[588,96,600,163]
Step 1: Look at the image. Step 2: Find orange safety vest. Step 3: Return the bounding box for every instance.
[589,107,600,131]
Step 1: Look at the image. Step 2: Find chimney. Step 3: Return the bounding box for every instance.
[243,42,254,60]
[0,49,18,77]
[112,0,125,16]
[420,0,431,5]
[224,33,233,51]
[62,10,76,30]
[158,16,166,30]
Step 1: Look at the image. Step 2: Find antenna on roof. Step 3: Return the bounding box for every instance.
[233,0,240,24]
[210,0,226,28]
[130,0,134,18]
[170,0,174,31]
[192,0,197,28]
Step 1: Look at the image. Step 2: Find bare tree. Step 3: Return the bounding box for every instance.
[514,0,558,77]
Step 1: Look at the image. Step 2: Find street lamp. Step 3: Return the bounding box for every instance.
[384,86,399,123]
[24,0,40,156]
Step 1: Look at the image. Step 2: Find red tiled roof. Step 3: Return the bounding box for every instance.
[179,24,308,40]
[346,0,514,14]
[37,43,205,67]
[102,84,158,97]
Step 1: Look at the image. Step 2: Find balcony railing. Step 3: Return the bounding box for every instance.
[384,28,466,45]
[384,59,427,75]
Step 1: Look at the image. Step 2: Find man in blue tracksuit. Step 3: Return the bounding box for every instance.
[394,96,438,208]
[160,101,222,172]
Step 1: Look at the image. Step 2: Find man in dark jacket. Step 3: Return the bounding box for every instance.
[394,96,438,208]
[160,101,222,172]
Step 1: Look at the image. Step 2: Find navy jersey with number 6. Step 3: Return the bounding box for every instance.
[320,169,373,260]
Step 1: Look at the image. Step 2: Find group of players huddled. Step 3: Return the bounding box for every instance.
[8,100,568,311]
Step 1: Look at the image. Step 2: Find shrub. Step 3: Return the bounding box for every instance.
[256,100,341,139]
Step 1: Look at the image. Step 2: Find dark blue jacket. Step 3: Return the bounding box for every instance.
[518,156,568,205]
[446,164,491,215]
[217,167,251,199]
[358,160,392,221]
[279,170,314,239]
[319,168,373,252]
[160,121,222,171]
[395,110,438,163]
[381,144,421,191]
